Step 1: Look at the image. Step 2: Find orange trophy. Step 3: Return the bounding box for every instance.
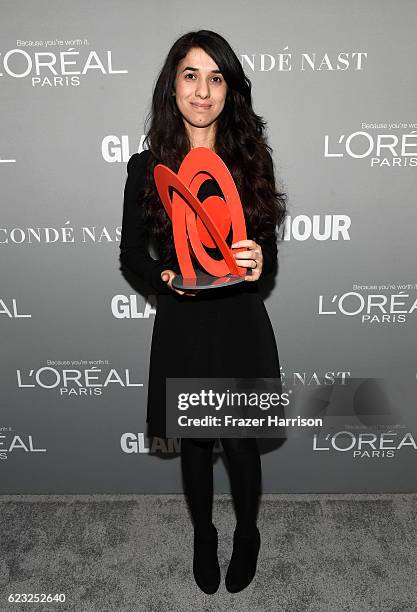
[153,147,247,291]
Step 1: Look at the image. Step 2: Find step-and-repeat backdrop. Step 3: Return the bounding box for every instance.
[1,0,416,493]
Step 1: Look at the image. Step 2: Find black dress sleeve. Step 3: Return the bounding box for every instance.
[246,215,277,280]
[257,232,277,279]
[250,150,278,280]
[119,151,172,294]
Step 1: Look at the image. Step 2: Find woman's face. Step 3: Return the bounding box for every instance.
[173,47,228,131]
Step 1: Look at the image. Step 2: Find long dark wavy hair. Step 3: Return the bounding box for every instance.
[141,29,287,266]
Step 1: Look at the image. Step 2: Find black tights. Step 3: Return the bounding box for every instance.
[180,437,261,535]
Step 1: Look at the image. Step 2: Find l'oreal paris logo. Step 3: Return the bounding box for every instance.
[0,298,32,318]
[16,365,142,396]
[318,287,417,324]
[313,430,417,458]
[0,45,127,86]
[0,433,46,460]
[324,129,417,166]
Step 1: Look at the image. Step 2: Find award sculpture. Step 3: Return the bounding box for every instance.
[153,147,247,291]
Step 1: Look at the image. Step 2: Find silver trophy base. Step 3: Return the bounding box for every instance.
[172,270,245,291]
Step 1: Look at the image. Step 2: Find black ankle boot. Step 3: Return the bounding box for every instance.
[225,526,261,593]
[193,524,221,594]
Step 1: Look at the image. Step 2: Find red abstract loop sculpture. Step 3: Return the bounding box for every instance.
[153,147,247,288]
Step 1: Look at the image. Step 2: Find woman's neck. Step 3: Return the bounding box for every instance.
[186,123,216,151]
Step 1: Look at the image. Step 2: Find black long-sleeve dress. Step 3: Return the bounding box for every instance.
[119,149,281,438]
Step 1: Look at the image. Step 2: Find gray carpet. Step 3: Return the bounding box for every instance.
[0,494,416,611]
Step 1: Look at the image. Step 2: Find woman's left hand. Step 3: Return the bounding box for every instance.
[231,239,263,281]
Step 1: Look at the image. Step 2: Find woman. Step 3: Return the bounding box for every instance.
[120,30,287,594]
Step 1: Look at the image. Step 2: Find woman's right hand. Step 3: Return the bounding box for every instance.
[160,270,197,296]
